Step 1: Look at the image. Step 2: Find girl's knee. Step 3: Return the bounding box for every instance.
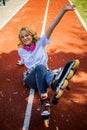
[35,64,46,72]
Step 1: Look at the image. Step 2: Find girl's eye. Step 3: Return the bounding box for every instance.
[21,34,29,39]
[21,36,24,39]
[25,34,29,37]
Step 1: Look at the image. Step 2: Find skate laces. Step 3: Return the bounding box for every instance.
[39,97,50,117]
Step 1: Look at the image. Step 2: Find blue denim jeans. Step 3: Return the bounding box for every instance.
[25,65,54,94]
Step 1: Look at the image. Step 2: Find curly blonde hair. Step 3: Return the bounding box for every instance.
[18,27,40,48]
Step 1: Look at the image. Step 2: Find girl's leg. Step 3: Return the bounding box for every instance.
[25,66,62,93]
[25,69,37,89]
[35,65,50,117]
[35,65,48,95]
[25,65,48,95]
[45,68,62,88]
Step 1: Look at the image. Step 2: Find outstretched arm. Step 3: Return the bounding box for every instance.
[45,5,75,38]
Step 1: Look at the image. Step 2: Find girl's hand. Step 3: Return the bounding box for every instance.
[17,60,23,66]
[63,5,75,11]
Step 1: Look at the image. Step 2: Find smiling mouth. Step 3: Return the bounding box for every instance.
[24,40,29,43]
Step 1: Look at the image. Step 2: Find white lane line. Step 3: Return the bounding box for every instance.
[68,0,87,31]
[0,0,28,30]
[22,89,35,130]
[22,0,50,130]
[41,0,50,35]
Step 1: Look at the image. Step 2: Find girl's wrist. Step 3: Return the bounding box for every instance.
[63,5,75,12]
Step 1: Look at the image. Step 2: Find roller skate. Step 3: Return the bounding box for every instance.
[37,96,50,127]
[51,59,80,104]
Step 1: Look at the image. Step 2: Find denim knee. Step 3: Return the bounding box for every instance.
[35,64,47,73]
[25,69,37,89]
[35,65,47,94]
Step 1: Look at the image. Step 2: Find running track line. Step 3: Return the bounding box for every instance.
[22,0,50,130]
[68,0,87,31]
[0,0,28,30]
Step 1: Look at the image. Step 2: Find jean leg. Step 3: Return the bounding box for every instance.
[35,65,48,94]
[45,70,54,87]
[45,68,62,87]
[25,70,37,89]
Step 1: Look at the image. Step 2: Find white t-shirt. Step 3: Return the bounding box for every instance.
[18,33,51,71]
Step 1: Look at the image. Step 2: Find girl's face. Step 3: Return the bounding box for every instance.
[19,30,33,45]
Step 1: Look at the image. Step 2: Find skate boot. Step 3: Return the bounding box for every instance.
[40,97,50,119]
[51,59,80,104]
[39,96,50,127]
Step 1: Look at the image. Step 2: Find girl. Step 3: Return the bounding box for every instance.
[17,5,78,118]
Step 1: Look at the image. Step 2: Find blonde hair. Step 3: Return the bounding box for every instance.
[18,27,40,48]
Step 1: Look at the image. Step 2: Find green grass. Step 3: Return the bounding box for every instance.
[71,0,87,25]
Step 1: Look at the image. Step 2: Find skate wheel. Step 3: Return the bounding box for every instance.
[72,59,80,69]
[55,89,63,99]
[67,70,74,80]
[44,119,49,127]
[61,80,68,89]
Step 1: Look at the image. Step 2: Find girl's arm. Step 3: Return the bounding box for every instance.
[45,5,75,38]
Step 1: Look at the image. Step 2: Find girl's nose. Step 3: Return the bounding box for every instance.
[24,36,27,39]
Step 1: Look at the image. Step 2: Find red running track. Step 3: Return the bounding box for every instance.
[0,0,87,130]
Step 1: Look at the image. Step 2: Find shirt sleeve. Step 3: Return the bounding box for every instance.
[37,33,51,47]
[18,48,24,64]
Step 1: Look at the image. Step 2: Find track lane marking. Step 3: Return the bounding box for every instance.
[41,0,50,35]
[0,0,28,30]
[22,89,35,130]
[68,0,87,31]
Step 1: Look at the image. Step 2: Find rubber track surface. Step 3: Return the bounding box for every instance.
[0,0,87,130]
